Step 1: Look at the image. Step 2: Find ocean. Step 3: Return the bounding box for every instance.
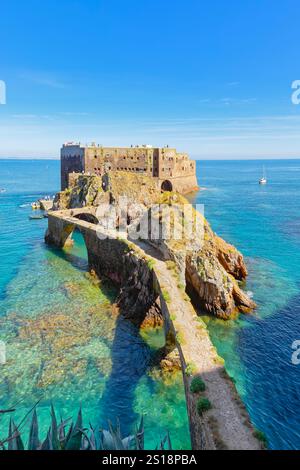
[190,159,300,450]
[0,158,300,449]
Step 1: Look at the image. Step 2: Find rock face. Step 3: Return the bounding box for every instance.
[53,174,108,209]
[53,172,159,211]
[133,192,256,319]
[115,250,158,325]
[214,236,248,280]
[53,174,256,319]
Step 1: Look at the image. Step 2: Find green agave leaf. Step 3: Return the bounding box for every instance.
[135,417,144,450]
[28,408,40,450]
[65,408,83,450]
[121,436,134,450]
[64,422,73,449]
[2,406,171,452]
[0,409,15,414]
[50,404,60,450]
[7,418,13,451]
[9,420,24,451]
[40,427,52,451]
[108,421,125,450]
[166,431,172,451]
[78,428,95,450]
[101,430,117,450]
[58,417,71,445]
[158,435,168,450]
[88,423,97,450]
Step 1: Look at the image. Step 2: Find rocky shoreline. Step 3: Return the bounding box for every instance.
[46,171,261,449]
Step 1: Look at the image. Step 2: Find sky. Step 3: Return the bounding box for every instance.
[0,0,300,159]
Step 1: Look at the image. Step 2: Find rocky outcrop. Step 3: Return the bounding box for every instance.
[53,172,159,211]
[52,174,255,319]
[185,250,254,319]
[214,236,248,280]
[53,174,108,210]
[130,192,256,319]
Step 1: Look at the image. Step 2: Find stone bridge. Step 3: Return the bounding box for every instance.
[45,209,261,451]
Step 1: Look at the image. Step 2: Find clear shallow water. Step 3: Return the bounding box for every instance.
[190,159,300,450]
[0,160,190,449]
[1,159,300,450]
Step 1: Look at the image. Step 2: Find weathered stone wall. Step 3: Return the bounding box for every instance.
[157,148,196,179]
[60,144,198,195]
[159,174,199,194]
[84,146,155,178]
[61,145,85,190]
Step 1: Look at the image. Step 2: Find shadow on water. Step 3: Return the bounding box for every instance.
[98,314,157,435]
[46,230,89,272]
[45,229,118,301]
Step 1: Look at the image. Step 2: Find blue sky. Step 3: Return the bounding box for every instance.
[0,0,300,159]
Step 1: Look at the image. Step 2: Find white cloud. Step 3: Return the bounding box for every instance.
[19,71,66,89]
[1,113,300,159]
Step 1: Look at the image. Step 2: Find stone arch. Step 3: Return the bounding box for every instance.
[73,213,99,225]
[63,223,86,249]
[161,180,173,192]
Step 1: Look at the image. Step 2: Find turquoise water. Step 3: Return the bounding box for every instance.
[0,160,190,449]
[1,159,300,450]
[190,159,300,450]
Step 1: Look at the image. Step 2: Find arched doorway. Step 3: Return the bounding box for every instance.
[161,180,173,192]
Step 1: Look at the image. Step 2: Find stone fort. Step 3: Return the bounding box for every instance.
[61,142,198,194]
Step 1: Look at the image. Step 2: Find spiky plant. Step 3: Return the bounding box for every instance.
[0,406,172,451]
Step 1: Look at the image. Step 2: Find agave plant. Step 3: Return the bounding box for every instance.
[0,405,172,451]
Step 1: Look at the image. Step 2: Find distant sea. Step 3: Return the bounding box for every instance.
[0,158,300,449]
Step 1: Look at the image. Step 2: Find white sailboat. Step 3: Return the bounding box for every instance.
[259,166,267,185]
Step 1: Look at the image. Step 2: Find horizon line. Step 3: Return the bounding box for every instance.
[1,156,300,162]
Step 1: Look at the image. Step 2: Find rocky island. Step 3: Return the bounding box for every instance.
[50,170,255,320]
[44,145,260,450]
[41,144,261,449]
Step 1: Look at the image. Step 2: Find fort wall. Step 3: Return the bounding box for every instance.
[61,143,198,194]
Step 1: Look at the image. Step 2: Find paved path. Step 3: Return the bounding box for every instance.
[137,240,260,450]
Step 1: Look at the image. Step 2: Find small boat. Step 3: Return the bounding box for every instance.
[0,189,6,193]
[29,214,44,220]
[259,166,267,185]
[31,202,39,210]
